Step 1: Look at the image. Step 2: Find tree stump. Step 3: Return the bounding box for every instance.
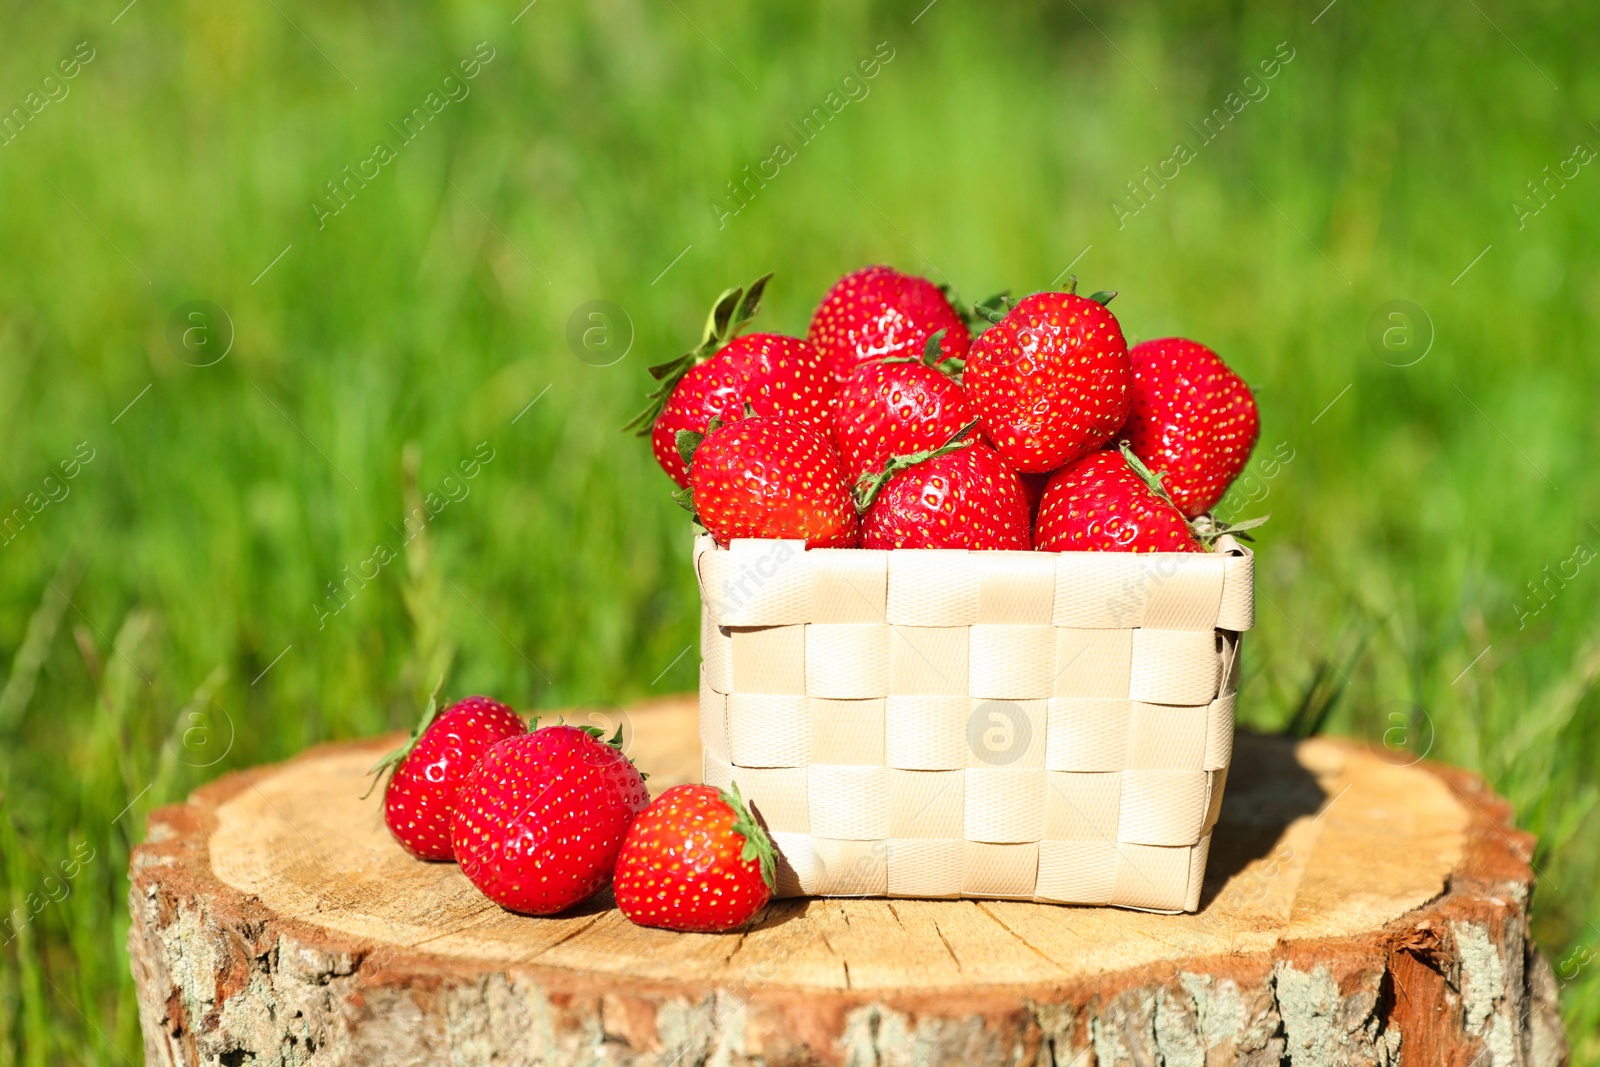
[128,696,1568,1067]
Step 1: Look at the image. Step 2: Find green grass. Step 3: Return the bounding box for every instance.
[1,0,1597,1061]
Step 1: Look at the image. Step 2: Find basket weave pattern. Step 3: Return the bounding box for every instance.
[695,532,1254,913]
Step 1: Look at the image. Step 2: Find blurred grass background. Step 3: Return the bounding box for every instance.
[1,0,1598,1061]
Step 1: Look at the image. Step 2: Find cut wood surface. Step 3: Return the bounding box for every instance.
[129,696,1568,1066]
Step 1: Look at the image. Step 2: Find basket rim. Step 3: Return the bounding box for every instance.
[693,531,1253,559]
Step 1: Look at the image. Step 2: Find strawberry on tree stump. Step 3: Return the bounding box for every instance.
[129,696,1568,1067]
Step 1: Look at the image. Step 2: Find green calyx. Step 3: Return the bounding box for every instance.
[852,419,980,512]
[576,722,627,749]
[670,484,698,519]
[877,328,964,378]
[623,273,772,436]
[362,677,449,799]
[1189,510,1270,548]
[1116,441,1269,550]
[961,278,1119,336]
[921,328,964,376]
[558,717,647,780]
[676,430,704,469]
[971,291,1016,326]
[720,780,777,892]
[1118,440,1172,501]
[675,414,725,471]
[1062,275,1116,306]
[671,415,725,525]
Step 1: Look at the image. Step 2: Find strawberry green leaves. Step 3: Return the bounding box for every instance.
[852,419,980,511]
[624,273,772,435]
[1118,441,1268,549]
[362,677,445,799]
[1058,274,1117,306]
[971,291,1016,326]
[720,781,777,892]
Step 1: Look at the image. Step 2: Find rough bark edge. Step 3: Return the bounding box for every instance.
[128,737,1570,1067]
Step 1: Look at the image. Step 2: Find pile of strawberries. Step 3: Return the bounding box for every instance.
[630,265,1264,552]
[368,268,1266,934]
[371,695,775,932]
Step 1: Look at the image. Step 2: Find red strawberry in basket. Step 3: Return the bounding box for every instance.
[808,265,971,385]
[686,415,860,547]
[831,332,975,484]
[368,694,526,861]
[628,275,834,488]
[964,290,1132,473]
[858,425,1031,550]
[1120,337,1260,517]
[613,782,777,932]
[451,724,650,915]
[1034,447,1201,553]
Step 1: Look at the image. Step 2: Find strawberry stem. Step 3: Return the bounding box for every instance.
[852,419,980,512]
[1190,511,1271,548]
[623,273,772,435]
[1117,441,1270,550]
[1118,441,1173,502]
[721,781,777,893]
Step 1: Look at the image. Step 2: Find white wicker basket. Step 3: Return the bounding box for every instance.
[694,532,1253,913]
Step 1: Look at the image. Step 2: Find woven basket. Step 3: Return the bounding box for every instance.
[693,532,1253,913]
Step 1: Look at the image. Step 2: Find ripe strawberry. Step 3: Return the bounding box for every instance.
[451,724,650,915]
[831,337,975,484]
[964,291,1132,473]
[686,415,860,547]
[628,276,834,488]
[369,694,526,862]
[1034,448,1201,553]
[859,431,1031,550]
[613,782,776,932]
[1120,338,1260,517]
[808,265,971,385]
